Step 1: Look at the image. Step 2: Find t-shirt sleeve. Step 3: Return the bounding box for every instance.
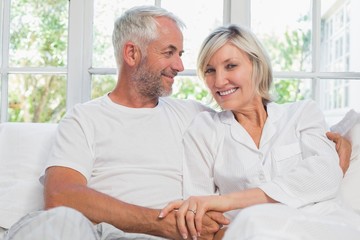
[40,106,95,183]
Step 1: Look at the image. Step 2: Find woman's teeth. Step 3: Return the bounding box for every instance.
[218,88,237,96]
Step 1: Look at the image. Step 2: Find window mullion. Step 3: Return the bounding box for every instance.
[228,0,250,27]
[81,0,94,103]
[67,0,93,110]
[0,0,11,122]
[312,0,321,101]
[312,0,321,73]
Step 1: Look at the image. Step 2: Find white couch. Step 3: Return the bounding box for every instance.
[0,112,359,232]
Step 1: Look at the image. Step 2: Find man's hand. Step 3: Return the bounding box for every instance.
[198,211,229,240]
[213,227,227,240]
[159,201,229,240]
[160,198,230,239]
[326,132,352,175]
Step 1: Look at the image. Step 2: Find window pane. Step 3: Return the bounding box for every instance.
[91,75,117,99]
[319,79,360,125]
[162,0,223,69]
[251,0,312,72]
[271,78,313,103]
[172,76,209,102]
[320,0,359,72]
[9,0,68,67]
[93,0,154,68]
[8,74,66,122]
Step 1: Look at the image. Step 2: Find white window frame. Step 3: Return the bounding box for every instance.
[68,0,360,107]
[1,0,360,122]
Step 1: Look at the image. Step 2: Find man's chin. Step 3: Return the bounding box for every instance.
[161,89,172,97]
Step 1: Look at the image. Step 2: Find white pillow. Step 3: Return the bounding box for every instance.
[0,123,57,229]
[331,110,360,213]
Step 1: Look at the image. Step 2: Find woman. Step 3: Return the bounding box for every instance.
[159,25,360,239]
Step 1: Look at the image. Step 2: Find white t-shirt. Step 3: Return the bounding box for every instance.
[43,95,212,209]
[183,100,344,218]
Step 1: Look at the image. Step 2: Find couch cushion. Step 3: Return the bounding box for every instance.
[0,122,57,229]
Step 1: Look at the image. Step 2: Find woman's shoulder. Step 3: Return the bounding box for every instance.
[184,110,226,148]
[268,100,325,129]
[191,110,220,126]
[269,99,318,115]
[193,110,232,125]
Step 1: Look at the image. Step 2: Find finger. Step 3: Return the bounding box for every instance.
[194,207,206,236]
[158,199,183,218]
[206,211,230,225]
[326,132,342,151]
[185,206,198,239]
[326,131,340,143]
[176,202,190,239]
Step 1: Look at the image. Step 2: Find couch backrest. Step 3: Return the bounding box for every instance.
[0,115,359,229]
[0,122,57,229]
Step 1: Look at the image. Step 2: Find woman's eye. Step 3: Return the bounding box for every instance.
[204,68,215,74]
[226,64,237,69]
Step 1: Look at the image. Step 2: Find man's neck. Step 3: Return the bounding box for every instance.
[108,90,159,108]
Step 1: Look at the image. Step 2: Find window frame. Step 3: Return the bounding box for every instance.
[0,0,359,122]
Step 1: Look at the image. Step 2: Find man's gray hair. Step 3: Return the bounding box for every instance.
[112,5,185,69]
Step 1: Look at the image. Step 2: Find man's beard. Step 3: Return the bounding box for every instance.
[131,59,172,99]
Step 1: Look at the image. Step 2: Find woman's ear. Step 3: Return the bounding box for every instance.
[123,41,142,66]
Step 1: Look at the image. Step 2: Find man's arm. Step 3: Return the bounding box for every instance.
[326,132,352,175]
[44,166,227,239]
[44,166,181,238]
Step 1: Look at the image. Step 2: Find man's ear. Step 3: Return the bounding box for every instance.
[123,41,142,66]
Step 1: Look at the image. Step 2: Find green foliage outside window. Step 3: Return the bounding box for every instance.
[264,17,312,103]
[172,77,209,103]
[7,0,68,122]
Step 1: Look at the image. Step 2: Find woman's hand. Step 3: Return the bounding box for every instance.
[159,195,230,239]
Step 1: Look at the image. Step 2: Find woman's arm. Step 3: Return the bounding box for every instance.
[259,100,344,208]
[160,188,275,238]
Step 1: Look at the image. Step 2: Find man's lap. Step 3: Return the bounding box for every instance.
[3,207,166,240]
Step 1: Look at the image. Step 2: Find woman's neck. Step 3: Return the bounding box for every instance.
[232,99,268,148]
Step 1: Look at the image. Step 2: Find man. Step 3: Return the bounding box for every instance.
[4,5,351,240]
[5,5,227,240]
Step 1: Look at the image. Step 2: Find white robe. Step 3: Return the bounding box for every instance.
[182,99,360,239]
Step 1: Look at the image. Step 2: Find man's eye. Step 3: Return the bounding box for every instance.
[164,51,174,57]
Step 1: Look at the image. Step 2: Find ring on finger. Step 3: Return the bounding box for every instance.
[187,209,197,215]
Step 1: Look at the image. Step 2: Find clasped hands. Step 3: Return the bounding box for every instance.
[159,195,230,240]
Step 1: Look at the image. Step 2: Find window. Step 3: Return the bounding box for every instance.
[1,0,359,125]
[249,0,360,124]
[0,0,68,122]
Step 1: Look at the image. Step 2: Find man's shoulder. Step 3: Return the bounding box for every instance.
[71,96,106,112]
[61,96,108,124]
[160,97,214,114]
